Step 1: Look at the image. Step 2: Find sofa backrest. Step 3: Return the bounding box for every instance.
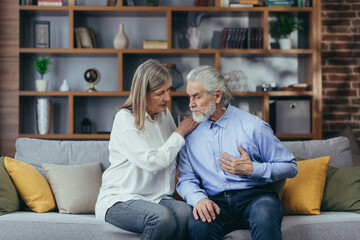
[14,138,110,178]
[14,136,353,178]
[283,136,353,168]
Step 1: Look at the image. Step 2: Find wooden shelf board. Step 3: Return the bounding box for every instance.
[19,91,128,97]
[171,91,313,97]
[268,91,313,97]
[20,48,314,55]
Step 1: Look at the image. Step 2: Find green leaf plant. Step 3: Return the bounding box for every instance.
[33,57,52,80]
[270,14,303,39]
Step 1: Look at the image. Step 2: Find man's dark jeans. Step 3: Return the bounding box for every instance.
[188,188,283,240]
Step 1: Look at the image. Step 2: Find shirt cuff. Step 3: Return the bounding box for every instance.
[187,192,208,207]
[168,132,185,149]
[251,161,265,179]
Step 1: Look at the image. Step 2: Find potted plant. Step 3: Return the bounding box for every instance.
[33,57,51,91]
[270,14,303,49]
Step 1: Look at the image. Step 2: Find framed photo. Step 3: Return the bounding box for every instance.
[34,21,50,48]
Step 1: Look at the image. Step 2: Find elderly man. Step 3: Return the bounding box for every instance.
[177,65,298,240]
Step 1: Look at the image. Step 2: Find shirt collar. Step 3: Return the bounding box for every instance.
[145,111,160,122]
[205,104,232,129]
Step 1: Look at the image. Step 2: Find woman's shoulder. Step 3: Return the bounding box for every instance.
[114,109,135,125]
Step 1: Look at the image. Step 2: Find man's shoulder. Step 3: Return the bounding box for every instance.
[229,106,263,124]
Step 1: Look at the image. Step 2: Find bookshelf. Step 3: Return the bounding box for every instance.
[18,0,322,140]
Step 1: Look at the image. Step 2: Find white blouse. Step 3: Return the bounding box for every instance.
[95,108,185,220]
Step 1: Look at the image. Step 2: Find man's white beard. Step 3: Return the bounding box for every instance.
[190,101,216,123]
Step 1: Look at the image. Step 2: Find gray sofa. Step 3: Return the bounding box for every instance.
[1,137,359,240]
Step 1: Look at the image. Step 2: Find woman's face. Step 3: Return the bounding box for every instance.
[146,80,171,118]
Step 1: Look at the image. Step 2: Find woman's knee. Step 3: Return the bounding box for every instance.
[174,202,192,223]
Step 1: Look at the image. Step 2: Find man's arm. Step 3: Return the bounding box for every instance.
[177,145,220,222]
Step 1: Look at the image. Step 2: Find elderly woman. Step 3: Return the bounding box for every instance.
[95,59,198,240]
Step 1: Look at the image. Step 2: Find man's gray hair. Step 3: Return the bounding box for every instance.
[187,65,232,108]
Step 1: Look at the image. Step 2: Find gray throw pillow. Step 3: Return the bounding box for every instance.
[42,162,102,214]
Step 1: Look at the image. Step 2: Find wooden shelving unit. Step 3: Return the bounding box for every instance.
[18,0,321,140]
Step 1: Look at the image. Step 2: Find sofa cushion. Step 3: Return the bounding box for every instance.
[4,157,56,213]
[14,138,110,178]
[281,156,330,215]
[224,212,360,240]
[321,166,360,213]
[42,162,102,214]
[0,211,140,240]
[283,136,352,168]
[0,157,19,216]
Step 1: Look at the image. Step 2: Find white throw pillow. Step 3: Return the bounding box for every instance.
[42,162,102,214]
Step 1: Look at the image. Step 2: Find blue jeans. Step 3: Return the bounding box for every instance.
[189,188,283,240]
[105,198,191,240]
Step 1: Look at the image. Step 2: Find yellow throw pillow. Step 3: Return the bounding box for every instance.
[281,156,330,215]
[4,157,56,213]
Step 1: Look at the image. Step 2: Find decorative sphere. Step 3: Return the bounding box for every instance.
[84,69,99,83]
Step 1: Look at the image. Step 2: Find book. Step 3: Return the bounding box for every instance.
[143,40,167,49]
[239,0,264,5]
[210,31,222,49]
[127,0,134,6]
[78,27,93,48]
[282,83,309,91]
[193,0,200,6]
[230,4,254,7]
[220,28,228,48]
[89,28,97,48]
[74,28,82,48]
[38,0,63,6]
[107,0,117,6]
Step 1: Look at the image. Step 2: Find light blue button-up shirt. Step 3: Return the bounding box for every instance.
[177,104,298,207]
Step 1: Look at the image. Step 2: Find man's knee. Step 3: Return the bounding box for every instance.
[189,215,222,240]
[250,195,283,225]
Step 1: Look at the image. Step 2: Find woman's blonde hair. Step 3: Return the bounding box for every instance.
[120,59,170,130]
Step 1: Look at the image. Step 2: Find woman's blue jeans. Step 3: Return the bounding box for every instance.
[188,188,283,240]
[105,198,191,240]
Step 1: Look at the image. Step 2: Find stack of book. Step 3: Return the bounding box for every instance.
[229,0,264,7]
[296,0,311,7]
[282,83,309,91]
[220,27,263,49]
[193,0,212,6]
[143,40,167,49]
[74,28,97,48]
[38,0,63,6]
[267,0,294,7]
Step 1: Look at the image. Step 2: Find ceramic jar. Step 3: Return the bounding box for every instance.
[188,27,201,49]
[113,24,129,49]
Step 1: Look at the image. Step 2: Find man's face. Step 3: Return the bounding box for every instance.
[186,81,216,123]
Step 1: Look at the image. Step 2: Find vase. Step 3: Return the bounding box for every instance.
[188,27,201,49]
[36,98,52,135]
[163,63,183,90]
[35,79,48,92]
[279,38,291,49]
[113,24,129,49]
[60,79,70,91]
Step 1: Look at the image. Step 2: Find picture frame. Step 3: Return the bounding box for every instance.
[34,21,50,48]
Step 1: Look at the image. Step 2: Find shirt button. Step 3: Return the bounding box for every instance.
[223,183,227,186]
